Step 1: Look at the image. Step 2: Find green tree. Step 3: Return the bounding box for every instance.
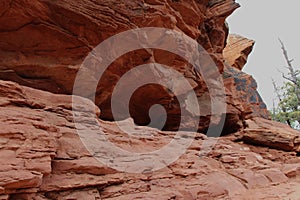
[271,40,300,129]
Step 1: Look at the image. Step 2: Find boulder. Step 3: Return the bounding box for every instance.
[240,117,300,152]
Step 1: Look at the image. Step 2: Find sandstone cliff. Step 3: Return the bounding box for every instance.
[223,35,270,125]
[0,0,299,199]
[0,0,243,133]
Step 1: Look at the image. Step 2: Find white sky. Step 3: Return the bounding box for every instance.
[227,0,300,109]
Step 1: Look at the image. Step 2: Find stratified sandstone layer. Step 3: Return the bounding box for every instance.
[223,34,255,70]
[0,0,246,133]
[221,34,269,135]
[0,80,300,199]
[0,0,299,199]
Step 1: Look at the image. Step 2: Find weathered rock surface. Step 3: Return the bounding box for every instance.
[223,65,270,120]
[240,117,300,152]
[223,34,270,128]
[223,34,255,70]
[0,80,300,199]
[0,0,244,133]
[1,0,300,199]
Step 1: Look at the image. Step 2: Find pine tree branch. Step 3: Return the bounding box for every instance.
[272,78,292,127]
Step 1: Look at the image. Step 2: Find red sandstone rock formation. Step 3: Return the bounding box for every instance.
[0,80,299,199]
[0,0,299,199]
[223,34,255,70]
[220,34,269,135]
[0,0,242,133]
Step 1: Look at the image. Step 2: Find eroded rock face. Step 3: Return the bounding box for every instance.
[0,80,300,199]
[0,0,242,133]
[1,0,299,199]
[223,65,270,119]
[0,1,271,135]
[223,34,255,70]
[223,34,270,130]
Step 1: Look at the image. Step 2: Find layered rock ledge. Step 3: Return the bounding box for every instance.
[0,0,247,133]
[0,80,299,199]
[0,0,299,199]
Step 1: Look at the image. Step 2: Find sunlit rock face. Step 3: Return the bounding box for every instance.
[223,34,255,70]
